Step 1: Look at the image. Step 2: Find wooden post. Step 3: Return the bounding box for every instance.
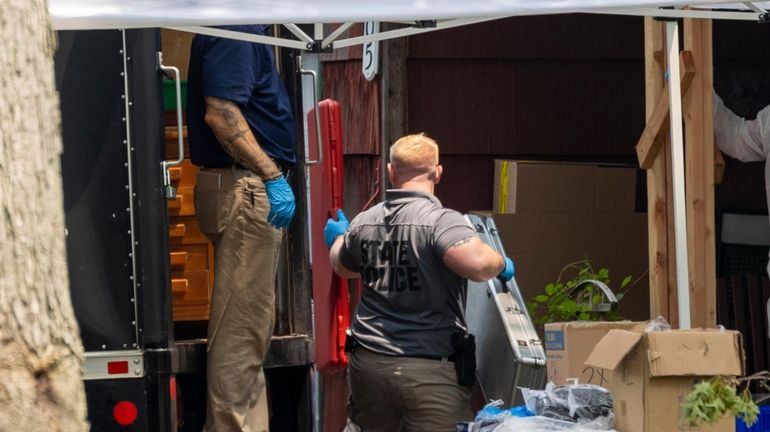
[645,17,678,326]
[683,18,717,328]
[380,24,408,197]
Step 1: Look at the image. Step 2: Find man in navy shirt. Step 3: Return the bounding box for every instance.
[187,25,296,432]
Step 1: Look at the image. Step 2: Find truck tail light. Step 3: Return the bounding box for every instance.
[107,361,129,375]
[169,376,177,401]
[113,401,138,426]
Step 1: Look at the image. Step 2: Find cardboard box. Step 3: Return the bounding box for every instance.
[586,329,745,432]
[493,213,650,321]
[544,321,646,386]
[492,160,637,214]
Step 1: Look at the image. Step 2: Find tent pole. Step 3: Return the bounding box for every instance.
[665,19,691,329]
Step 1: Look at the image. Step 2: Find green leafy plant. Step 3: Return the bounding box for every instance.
[527,260,636,329]
[682,376,759,427]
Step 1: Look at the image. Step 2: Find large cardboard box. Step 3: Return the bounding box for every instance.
[493,213,650,321]
[586,329,745,432]
[492,160,637,214]
[544,321,646,386]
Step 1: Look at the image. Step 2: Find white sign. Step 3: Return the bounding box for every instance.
[362,21,379,81]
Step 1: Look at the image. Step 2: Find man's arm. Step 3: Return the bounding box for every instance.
[442,236,505,282]
[329,236,360,279]
[204,96,283,180]
[714,92,770,162]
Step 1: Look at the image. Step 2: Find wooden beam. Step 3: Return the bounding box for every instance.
[381,23,408,197]
[683,18,716,328]
[645,17,679,326]
[644,17,665,319]
[636,50,696,169]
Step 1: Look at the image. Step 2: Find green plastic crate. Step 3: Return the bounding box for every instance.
[163,80,187,111]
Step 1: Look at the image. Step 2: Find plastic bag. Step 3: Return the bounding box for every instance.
[567,384,613,420]
[645,315,671,332]
[520,383,614,429]
[492,416,617,432]
[472,400,534,432]
[522,385,573,422]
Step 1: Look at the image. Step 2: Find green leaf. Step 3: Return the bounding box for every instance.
[560,300,579,314]
[621,275,633,288]
[529,260,634,334]
[681,377,756,427]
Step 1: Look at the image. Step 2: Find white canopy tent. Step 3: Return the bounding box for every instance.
[47,0,770,28]
[47,0,770,329]
[49,1,770,49]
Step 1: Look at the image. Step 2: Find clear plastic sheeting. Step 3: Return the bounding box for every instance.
[464,383,617,431]
[492,416,617,432]
[521,383,615,430]
[49,0,770,30]
[471,400,534,432]
[645,315,672,332]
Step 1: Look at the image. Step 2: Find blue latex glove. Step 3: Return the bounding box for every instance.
[498,256,515,282]
[324,209,349,248]
[264,175,295,229]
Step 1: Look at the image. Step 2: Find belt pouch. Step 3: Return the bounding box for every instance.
[451,331,476,387]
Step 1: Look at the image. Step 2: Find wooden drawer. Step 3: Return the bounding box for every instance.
[171,270,210,300]
[172,269,212,322]
[165,126,190,162]
[167,186,195,216]
[168,159,199,189]
[170,243,209,272]
[169,215,208,245]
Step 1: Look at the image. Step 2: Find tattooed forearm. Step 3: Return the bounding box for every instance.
[204,97,282,180]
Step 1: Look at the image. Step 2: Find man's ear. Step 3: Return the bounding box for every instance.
[387,163,396,185]
[434,164,443,184]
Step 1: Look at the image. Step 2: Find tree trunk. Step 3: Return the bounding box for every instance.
[0,0,88,430]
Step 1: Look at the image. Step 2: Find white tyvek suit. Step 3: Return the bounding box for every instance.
[714,93,770,278]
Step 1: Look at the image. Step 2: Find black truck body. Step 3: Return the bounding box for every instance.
[56,28,313,431]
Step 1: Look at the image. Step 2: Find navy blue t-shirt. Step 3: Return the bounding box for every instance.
[187,25,296,168]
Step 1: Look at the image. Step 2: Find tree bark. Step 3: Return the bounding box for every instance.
[0,0,88,430]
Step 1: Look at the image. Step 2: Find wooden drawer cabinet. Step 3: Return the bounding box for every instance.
[166,127,214,321]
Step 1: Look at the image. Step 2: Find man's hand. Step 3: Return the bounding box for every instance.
[498,256,515,282]
[324,209,349,248]
[264,176,295,229]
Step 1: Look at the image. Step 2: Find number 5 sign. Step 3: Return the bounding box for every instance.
[362,22,379,81]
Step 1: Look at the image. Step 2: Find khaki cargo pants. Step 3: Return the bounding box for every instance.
[347,348,473,432]
[195,168,282,432]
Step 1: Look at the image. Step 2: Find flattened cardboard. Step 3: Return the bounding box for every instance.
[492,160,637,214]
[595,165,637,213]
[646,331,744,377]
[493,161,595,214]
[494,213,650,321]
[584,329,644,371]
